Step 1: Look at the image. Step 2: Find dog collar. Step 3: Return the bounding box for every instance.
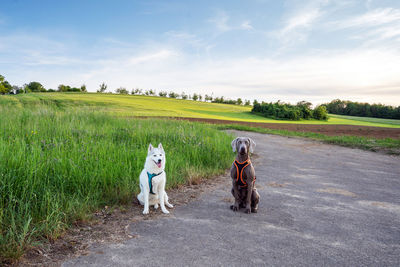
[147,171,163,194]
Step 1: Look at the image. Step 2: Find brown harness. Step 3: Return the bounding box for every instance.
[233,159,255,188]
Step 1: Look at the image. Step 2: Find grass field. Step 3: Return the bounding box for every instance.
[0,102,233,261]
[329,114,400,126]
[2,93,399,128]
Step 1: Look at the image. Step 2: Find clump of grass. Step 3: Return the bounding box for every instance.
[0,104,234,262]
[217,124,400,154]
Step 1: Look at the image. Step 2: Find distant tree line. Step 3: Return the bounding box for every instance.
[252,100,328,120]
[0,74,88,94]
[323,99,400,119]
[1,74,251,105]
[113,86,252,105]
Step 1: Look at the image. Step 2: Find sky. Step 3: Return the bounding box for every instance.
[1,0,400,106]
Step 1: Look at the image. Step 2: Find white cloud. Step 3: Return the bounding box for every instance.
[271,6,324,48]
[208,11,254,32]
[281,8,322,34]
[332,8,400,28]
[329,8,400,45]
[240,20,254,30]
[128,50,175,65]
[208,11,231,32]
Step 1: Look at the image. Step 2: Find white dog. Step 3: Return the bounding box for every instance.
[137,143,173,215]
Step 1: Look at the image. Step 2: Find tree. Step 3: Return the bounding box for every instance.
[80,84,87,92]
[181,92,188,100]
[168,91,179,98]
[198,94,203,101]
[192,93,199,101]
[313,105,328,120]
[26,81,45,92]
[131,88,143,95]
[237,98,243,105]
[0,75,12,94]
[159,91,168,97]
[98,82,107,93]
[244,100,251,106]
[115,87,128,94]
[58,84,70,92]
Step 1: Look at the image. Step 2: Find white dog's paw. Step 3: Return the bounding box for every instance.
[154,204,159,209]
[161,209,170,214]
[166,203,173,208]
[143,209,149,215]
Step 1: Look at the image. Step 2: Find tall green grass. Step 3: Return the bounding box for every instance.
[0,104,233,261]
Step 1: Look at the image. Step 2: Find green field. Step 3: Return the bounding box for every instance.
[1,93,399,128]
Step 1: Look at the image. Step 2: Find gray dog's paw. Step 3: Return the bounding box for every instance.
[230,205,239,211]
[244,208,251,214]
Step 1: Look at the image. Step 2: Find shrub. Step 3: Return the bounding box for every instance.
[313,105,328,120]
[252,101,327,121]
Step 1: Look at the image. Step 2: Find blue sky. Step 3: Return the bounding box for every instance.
[1,0,400,105]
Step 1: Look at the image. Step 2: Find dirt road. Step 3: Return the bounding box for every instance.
[63,131,400,266]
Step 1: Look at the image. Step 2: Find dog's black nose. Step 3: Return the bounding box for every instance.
[157,159,162,163]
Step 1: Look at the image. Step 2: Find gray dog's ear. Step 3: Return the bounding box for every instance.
[248,138,256,153]
[231,138,238,152]
[158,143,164,152]
[148,143,154,154]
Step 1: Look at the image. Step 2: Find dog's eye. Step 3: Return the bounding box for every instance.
[159,154,162,156]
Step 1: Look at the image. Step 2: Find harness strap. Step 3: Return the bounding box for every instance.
[147,171,163,194]
[233,159,255,188]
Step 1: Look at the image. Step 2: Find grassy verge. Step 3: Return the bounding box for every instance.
[217,124,400,155]
[0,104,234,262]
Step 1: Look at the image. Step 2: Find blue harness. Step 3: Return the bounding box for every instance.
[147,171,163,194]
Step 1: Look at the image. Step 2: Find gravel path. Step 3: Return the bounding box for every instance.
[63,131,400,267]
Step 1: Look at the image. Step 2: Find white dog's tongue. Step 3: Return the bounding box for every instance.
[157,162,162,168]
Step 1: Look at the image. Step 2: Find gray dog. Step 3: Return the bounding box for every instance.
[230,137,260,213]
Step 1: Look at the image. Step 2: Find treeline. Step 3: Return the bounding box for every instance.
[0,75,87,94]
[324,99,400,120]
[0,74,251,106]
[252,101,328,121]
[106,85,252,105]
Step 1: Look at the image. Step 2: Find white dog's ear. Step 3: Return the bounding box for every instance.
[248,138,256,153]
[231,138,238,152]
[148,143,154,154]
[158,143,164,152]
